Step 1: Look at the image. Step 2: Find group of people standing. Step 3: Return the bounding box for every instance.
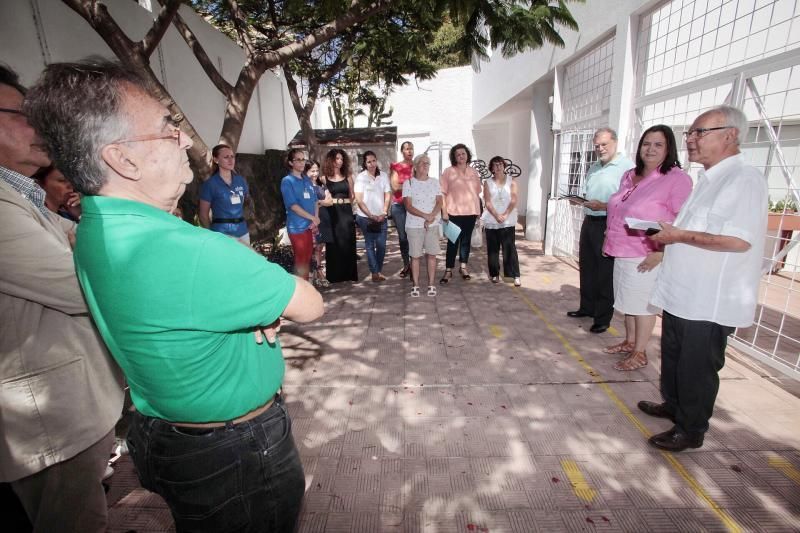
[569,106,767,453]
[275,141,522,295]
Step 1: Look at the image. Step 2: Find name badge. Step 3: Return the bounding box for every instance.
[230,193,241,205]
[303,190,311,199]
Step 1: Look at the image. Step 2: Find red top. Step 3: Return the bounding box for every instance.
[390,161,413,204]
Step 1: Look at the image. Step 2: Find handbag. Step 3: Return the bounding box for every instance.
[471,220,483,249]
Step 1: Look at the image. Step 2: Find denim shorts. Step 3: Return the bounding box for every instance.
[127,395,305,533]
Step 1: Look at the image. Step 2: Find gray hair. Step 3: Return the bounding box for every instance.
[594,127,618,141]
[412,153,431,176]
[708,105,748,145]
[23,59,147,195]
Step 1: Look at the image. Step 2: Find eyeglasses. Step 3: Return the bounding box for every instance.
[621,183,640,202]
[0,107,26,117]
[113,128,182,147]
[682,126,733,139]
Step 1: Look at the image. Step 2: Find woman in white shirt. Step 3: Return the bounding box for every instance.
[481,156,521,286]
[402,153,444,297]
[354,151,392,282]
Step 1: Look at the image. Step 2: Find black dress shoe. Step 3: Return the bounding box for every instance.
[567,310,591,318]
[648,427,703,452]
[589,323,609,334]
[637,401,676,423]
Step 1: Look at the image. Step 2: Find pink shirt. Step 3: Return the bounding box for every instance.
[603,166,693,258]
[440,165,482,216]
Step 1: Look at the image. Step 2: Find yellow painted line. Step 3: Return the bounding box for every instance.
[513,287,743,533]
[488,325,504,338]
[561,459,597,502]
[607,325,620,336]
[768,456,800,485]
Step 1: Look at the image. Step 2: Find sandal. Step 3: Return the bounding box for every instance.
[614,350,648,371]
[427,285,437,297]
[410,286,420,297]
[399,265,410,278]
[491,276,500,284]
[439,269,453,285]
[459,266,471,280]
[603,340,635,354]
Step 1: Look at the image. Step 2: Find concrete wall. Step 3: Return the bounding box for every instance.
[0,0,298,153]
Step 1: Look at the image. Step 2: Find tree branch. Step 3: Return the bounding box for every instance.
[227,0,256,58]
[142,0,182,58]
[260,0,392,69]
[171,10,233,97]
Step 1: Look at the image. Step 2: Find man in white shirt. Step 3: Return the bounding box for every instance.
[639,105,767,452]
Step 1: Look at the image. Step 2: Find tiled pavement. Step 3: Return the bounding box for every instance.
[106,230,800,532]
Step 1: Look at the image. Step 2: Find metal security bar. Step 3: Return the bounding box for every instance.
[636,0,800,97]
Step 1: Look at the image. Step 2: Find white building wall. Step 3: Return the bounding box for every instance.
[314,66,475,177]
[0,0,297,154]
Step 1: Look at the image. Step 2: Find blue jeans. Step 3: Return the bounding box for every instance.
[127,395,304,533]
[390,203,410,267]
[356,215,388,274]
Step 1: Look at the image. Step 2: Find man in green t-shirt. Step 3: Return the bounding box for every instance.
[25,59,324,533]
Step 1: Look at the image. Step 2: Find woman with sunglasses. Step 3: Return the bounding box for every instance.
[198,144,251,244]
[602,125,692,371]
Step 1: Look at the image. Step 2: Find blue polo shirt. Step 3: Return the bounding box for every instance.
[583,154,633,216]
[200,173,249,237]
[280,174,317,234]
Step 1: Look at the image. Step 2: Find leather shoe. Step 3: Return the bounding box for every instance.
[648,427,703,452]
[567,310,591,318]
[637,401,676,423]
[589,323,609,334]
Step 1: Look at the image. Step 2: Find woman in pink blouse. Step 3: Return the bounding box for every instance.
[440,143,482,283]
[602,125,692,371]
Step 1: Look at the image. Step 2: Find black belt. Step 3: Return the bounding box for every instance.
[213,217,244,224]
[585,215,607,220]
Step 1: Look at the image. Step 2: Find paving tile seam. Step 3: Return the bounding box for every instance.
[509,286,745,533]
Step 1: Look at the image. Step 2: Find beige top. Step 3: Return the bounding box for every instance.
[0,176,123,481]
[440,165,482,216]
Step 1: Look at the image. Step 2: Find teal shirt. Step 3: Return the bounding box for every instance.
[74,196,296,422]
[583,154,633,216]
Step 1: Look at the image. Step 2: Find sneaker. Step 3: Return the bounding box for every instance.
[102,465,115,481]
[514,277,521,287]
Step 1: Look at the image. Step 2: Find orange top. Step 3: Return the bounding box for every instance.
[440,165,482,216]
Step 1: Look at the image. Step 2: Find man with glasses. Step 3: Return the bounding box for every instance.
[637,105,767,451]
[567,127,633,334]
[24,59,324,532]
[0,64,124,531]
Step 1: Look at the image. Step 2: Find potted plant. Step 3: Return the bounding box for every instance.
[768,196,800,231]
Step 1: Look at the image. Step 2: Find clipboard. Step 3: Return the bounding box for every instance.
[442,221,462,243]
[558,194,587,203]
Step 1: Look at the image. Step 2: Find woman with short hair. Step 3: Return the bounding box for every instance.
[280,148,318,279]
[481,156,521,286]
[403,153,443,297]
[439,143,482,283]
